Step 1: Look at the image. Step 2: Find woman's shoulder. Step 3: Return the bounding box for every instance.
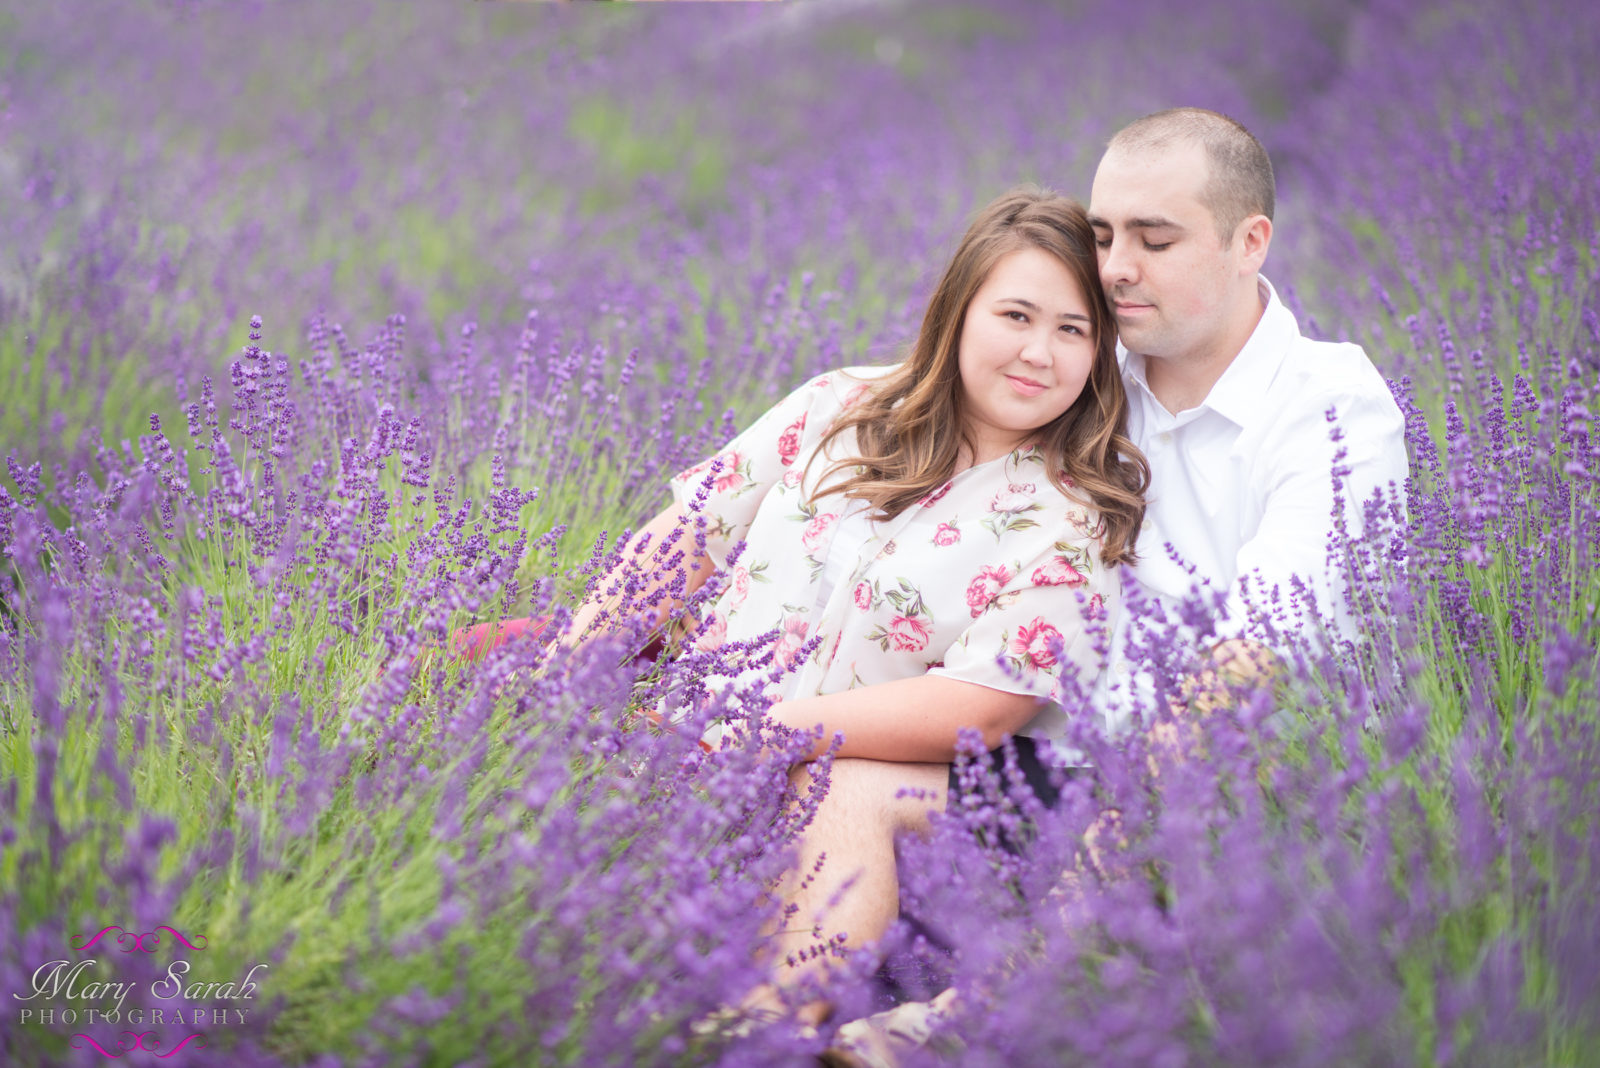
[1010,448,1108,544]
[799,363,899,407]
[773,365,901,438]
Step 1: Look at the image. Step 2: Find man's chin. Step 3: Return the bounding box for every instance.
[1114,323,1157,353]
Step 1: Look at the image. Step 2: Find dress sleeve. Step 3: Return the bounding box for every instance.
[927,527,1119,705]
[667,373,837,569]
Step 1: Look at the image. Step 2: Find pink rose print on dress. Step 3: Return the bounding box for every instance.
[694,612,728,651]
[801,512,837,553]
[983,483,1043,539]
[773,615,811,668]
[713,451,747,493]
[853,581,874,611]
[989,483,1038,514]
[730,565,751,607]
[933,522,961,546]
[1008,618,1063,669]
[782,468,803,489]
[885,614,931,652]
[1031,554,1087,587]
[920,480,955,508]
[841,382,873,408]
[870,578,931,652]
[676,456,716,486]
[777,413,807,466]
[965,564,1014,617]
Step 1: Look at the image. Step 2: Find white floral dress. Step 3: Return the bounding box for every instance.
[668,365,1118,745]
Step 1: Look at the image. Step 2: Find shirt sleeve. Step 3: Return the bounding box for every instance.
[667,373,838,570]
[1224,384,1409,647]
[927,529,1120,705]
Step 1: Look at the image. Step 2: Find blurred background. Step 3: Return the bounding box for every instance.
[8,0,1589,480]
[3,4,1598,1065]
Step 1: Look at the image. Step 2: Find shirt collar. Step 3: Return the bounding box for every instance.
[1118,275,1299,429]
[1202,276,1298,427]
[1119,344,1151,395]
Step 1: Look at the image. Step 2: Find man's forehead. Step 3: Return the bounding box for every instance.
[1089,143,1209,221]
[1097,138,1207,173]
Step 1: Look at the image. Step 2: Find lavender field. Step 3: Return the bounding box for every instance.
[3,0,1597,1065]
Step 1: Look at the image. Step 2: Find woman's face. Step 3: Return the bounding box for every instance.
[956,246,1097,464]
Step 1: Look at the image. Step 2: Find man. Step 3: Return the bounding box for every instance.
[819,108,1409,1065]
[1085,107,1407,724]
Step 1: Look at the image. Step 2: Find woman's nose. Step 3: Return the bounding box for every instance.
[1019,330,1052,365]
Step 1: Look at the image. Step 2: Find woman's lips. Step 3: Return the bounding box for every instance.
[1006,375,1047,397]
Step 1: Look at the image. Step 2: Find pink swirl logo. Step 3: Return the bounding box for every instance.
[70,1032,207,1058]
[72,926,209,953]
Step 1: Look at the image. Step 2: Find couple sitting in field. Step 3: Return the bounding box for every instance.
[457,106,1408,1056]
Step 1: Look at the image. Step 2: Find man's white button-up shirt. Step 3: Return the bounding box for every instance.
[1094,276,1409,733]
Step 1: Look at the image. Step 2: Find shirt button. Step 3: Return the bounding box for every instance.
[1158,432,1174,445]
[1116,659,1131,676]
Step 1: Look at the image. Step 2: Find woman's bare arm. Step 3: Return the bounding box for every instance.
[558,503,714,651]
[764,674,1044,763]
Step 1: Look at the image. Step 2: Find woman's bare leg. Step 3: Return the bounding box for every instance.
[760,757,948,1024]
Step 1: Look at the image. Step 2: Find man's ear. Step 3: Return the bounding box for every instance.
[1237,214,1272,274]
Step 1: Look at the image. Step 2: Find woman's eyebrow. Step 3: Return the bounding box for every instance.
[1000,298,1090,322]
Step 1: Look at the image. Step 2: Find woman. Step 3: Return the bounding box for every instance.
[458,186,1145,1024]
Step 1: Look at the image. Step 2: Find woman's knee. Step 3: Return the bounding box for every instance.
[822,758,948,828]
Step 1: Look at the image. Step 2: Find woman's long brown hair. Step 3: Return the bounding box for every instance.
[807,186,1149,565]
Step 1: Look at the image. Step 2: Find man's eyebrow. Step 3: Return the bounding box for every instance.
[1000,298,1090,322]
[1086,214,1184,231]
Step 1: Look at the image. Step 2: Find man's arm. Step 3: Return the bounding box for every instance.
[1181,381,1406,715]
[1224,386,1409,651]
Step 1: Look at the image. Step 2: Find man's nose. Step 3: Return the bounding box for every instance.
[1101,238,1136,286]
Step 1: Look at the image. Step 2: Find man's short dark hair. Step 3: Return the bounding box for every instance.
[1108,107,1275,242]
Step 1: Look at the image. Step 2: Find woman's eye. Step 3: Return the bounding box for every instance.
[1061,324,1083,336]
[1005,310,1028,322]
